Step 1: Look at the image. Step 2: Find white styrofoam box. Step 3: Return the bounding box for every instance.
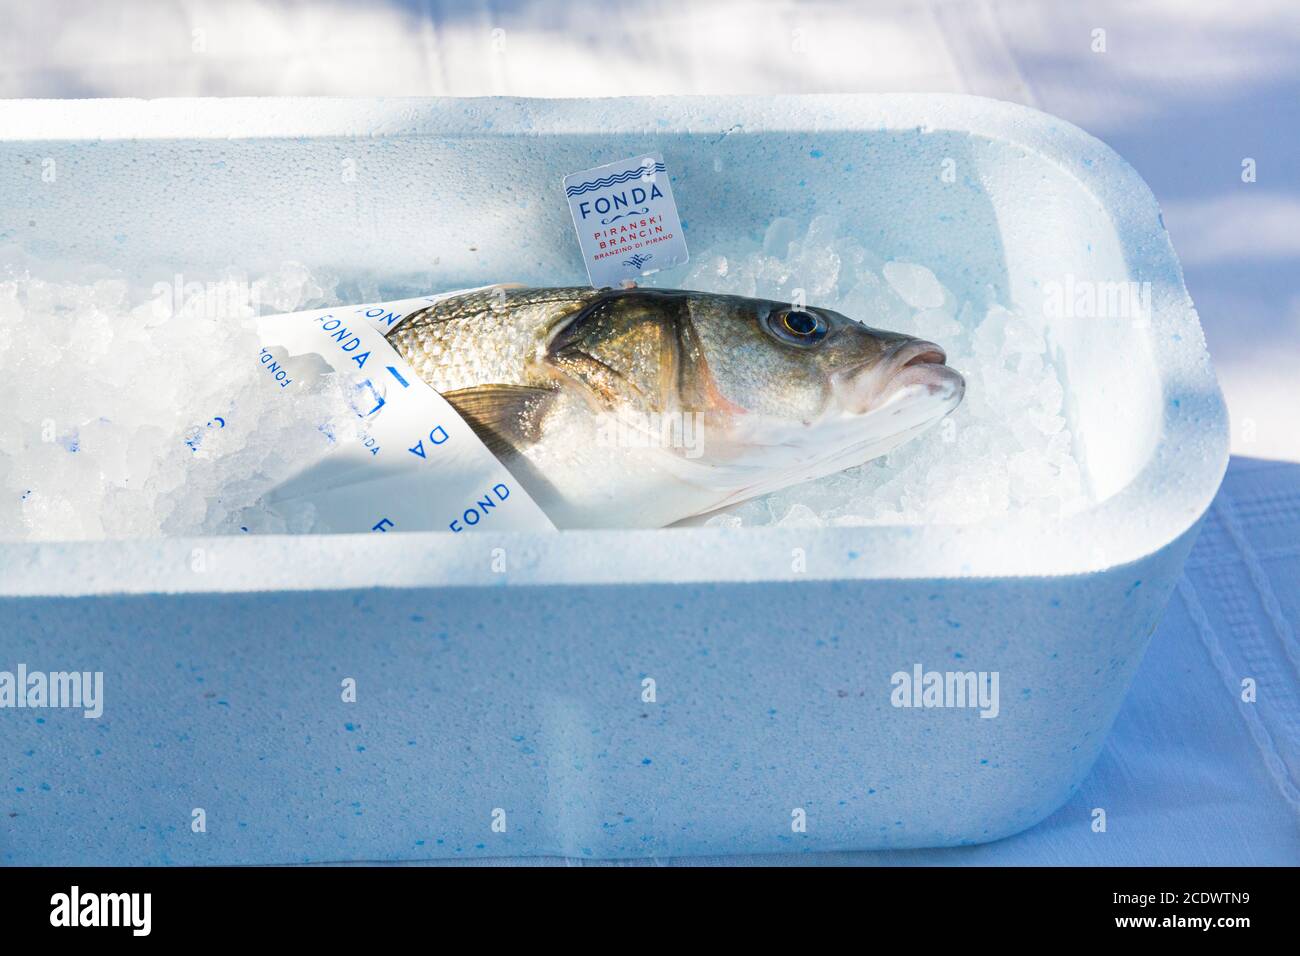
[0,95,1228,863]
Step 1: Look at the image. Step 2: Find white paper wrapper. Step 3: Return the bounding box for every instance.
[251,289,555,535]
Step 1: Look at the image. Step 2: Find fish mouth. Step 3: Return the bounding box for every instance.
[679,339,966,514]
[880,341,964,408]
[832,339,965,415]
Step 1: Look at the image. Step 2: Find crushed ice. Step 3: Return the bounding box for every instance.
[0,216,1089,539]
[662,215,1090,528]
[0,258,359,540]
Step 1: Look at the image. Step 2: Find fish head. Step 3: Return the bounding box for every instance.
[542,288,965,510]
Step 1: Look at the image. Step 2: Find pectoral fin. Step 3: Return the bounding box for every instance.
[442,384,555,457]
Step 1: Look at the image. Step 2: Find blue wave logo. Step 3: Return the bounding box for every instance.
[601,206,649,225]
[566,161,666,197]
[623,253,653,269]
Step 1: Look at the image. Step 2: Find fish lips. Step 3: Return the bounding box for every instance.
[832,339,965,417]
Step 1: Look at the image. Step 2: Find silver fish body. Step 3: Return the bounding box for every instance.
[387,286,964,529]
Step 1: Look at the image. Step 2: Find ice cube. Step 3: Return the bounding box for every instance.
[882,261,947,309]
[762,217,798,257]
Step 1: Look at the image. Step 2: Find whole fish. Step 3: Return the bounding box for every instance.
[387,286,964,529]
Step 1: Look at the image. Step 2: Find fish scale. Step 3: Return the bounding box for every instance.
[387,287,601,393]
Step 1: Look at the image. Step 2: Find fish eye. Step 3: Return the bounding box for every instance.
[766,307,828,346]
[783,311,818,335]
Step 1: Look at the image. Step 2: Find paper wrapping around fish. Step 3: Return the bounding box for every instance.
[250,288,556,535]
[249,284,963,532]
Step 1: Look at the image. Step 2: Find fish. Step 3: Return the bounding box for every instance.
[386,286,964,529]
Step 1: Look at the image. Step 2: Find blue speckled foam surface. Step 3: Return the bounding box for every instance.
[4,544,1188,864]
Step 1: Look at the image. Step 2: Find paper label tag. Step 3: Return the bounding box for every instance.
[249,289,556,535]
[564,153,688,288]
